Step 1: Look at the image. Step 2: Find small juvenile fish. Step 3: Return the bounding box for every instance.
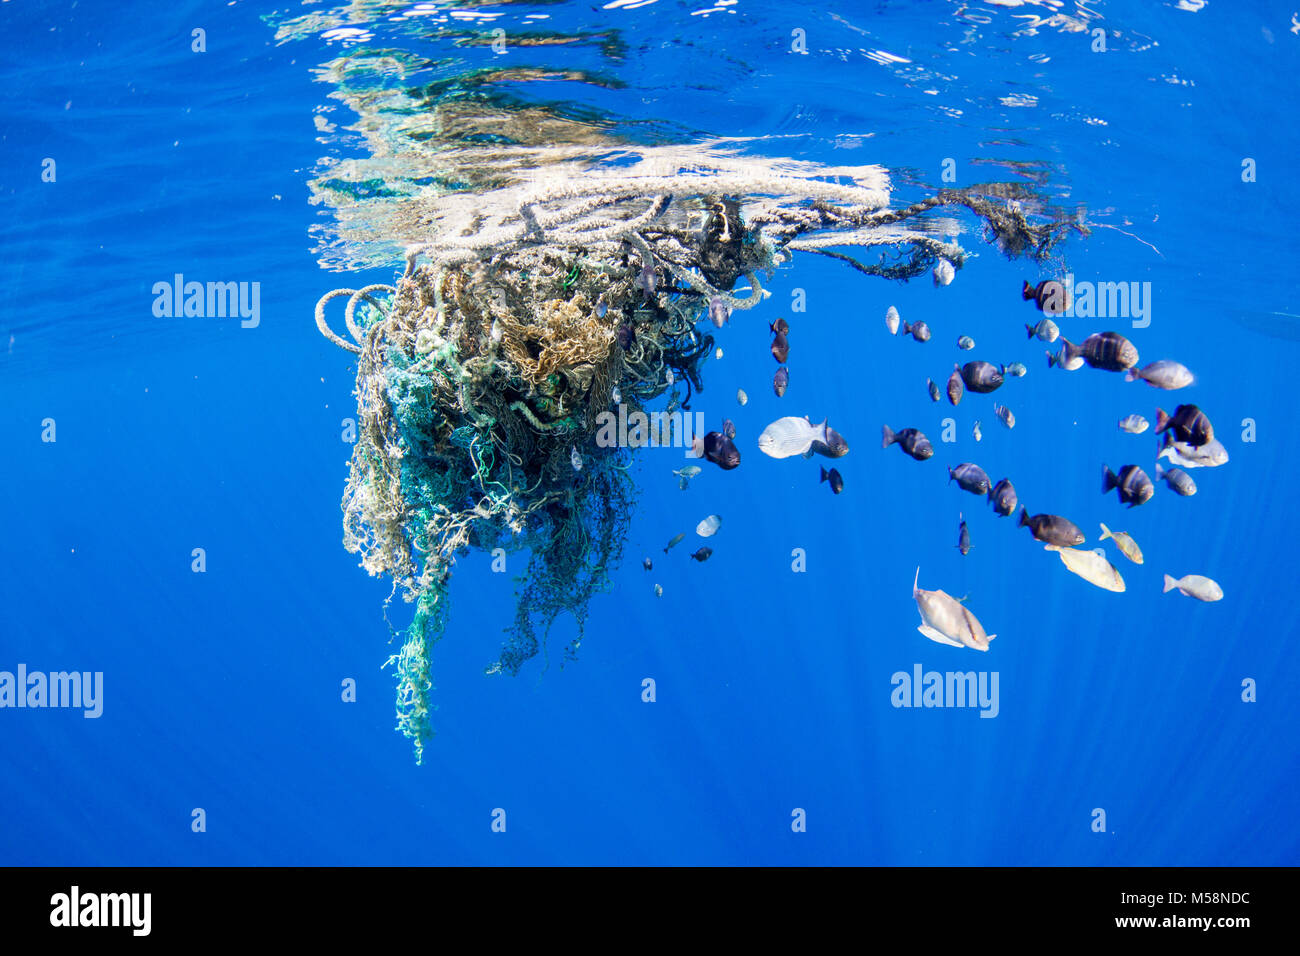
[1045,545,1125,592]
[1022,279,1069,315]
[933,258,956,286]
[886,306,901,335]
[653,583,663,597]
[1155,462,1197,496]
[611,386,622,404]
[902,320,931,343]
[947,367,964,406]
[666,368,675,385]
[1018,507,1084,547]
[570,447,584,471]
[1102,464,1154,508]
[1098,523,1143,564]
[736,388,748,406]
[987,478,1017,517]
[715,347,723,360]
[927,378,941,402]
[1156,404,1214,447]
[994,404,1015,429]
[948,463,991,496]
[956,514,971,555]
[674,465,702,480]
[881,425,934,461]
[690,546,713,563]
[696,514,722,537]
[820,466,844,495]
[957,335,975,350]
[1001,362,1028,378]
[1126,360,1192,390]
[643,557,653,571]
[960,361,1004,393]
[723,419,736,440]
[708,296,730,329]
[773,366,789,397]
[1118,414,1149,434]
[1026,317,1060,343]
[771,330,790,363]
[972,420,982,442]
[664,532,686,553]
[1162,573,1223,602]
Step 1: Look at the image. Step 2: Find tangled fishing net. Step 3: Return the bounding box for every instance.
[314,142,1077,761]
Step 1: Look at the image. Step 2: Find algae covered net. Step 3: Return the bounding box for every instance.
[297,16,1078,761]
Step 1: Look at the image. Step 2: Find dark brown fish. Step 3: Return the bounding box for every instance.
[882,425,933,461]
[773,366,789,397]
[947,367,964,405]
[960,361,1004,394]
[769,317,790,335]
[771,330,789,363]
[1058,332,1139,372]
[702,431,741,470]
[1155,404,1213,447]
[956,514,971,555]
[810,424,850,458]
[690,546,713,562]
[987,478,1017,517]
[1017,507,1085,547]
[948,463,991,496]
[1102,464,1154,508]
[927,378,941,402]
[902,320,931,343]
[1022,279,1069,315]
[643,557,653,571]
[820,465,844,495]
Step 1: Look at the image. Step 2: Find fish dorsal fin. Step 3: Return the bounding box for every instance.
[913,566,921,597]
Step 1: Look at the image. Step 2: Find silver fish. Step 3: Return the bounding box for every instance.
[1118,414,1149,434]
[994,404,1015,429]
[927,378,941,402]
[933,258,956,287]
[708,296,730,329]
[972,420,982,442]
[1163,573,1223,602]
[1048,346,1083,371]
[886,306,901,335]
[1045,545,1126,592]
[1126,360,1193,390]
[1098,523,1143,564]
[736,388,748,406]
[1026,317,1060,343]
[913,567,995,651]
[696,514,722,537]
[570,447,583,471]
[957,335,975,350]
[1155,462,1197,496]
[1158,433,1228,469]
[673,465,702,480]
[758,416,829,459]
[654,583,663,597]
[1001,362,1028,378]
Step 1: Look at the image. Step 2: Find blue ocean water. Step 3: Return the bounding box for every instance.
[1,0,1297,866]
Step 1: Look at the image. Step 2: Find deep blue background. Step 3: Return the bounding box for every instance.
[1,0,1296,865]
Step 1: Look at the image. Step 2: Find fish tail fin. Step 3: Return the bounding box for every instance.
[1060,336,1080,364]
[985,633,996,642]
[1124,368,1139,383]
[1017,506,1029,528]
[1155,462,1166,480]
[1163,574,1178,593]
[881,424,895,448]
[820,466,828,483]
[1102,465,1117,493]
[1046,349,1057,368]
[1155,407,1170,432]
[1025,324,1035,339]
[1021,280,1035,301]
[1000,364,1009,375]
[1099,522,1113,542]
[901,321,911,335]
[913,566,920,597]
[947,466,955,483]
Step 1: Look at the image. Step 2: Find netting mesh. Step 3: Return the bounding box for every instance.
[315,143,1078,761]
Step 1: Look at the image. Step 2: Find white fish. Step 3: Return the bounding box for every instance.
[885,306,900,335]
[913,567,995,651]
[715,347,723,360]
[665,368,675,386]
[994,404,1015,429]
[933,258,956,286]
[1027,318,1060,343]
[736,388,748,406]
[1158,436,1228,468]
[490,319,503,343]
[1163,573,1223,602]
[758,415,829,459]
[1048,346,1084,371]
[611,386,621,404]
[1098,523,1143,564]
[569,447,583,471]
[972,420,982,442]
[1046,545,1126,591]
[654,583,663,597]
[1118,414,1149,434]
[1125,360,1193,390]
[696,514,722,537]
